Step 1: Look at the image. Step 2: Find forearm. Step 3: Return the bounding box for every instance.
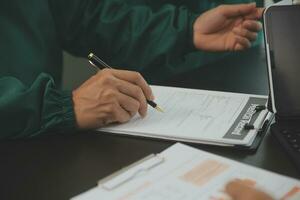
[49,0,263,83]
[49,0,198,82]
[0,73,76,139]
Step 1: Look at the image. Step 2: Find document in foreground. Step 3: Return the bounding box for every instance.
[98,86,269,146]
[72,143,300,200]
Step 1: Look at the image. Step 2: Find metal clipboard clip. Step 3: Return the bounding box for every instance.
[97,154,164,191]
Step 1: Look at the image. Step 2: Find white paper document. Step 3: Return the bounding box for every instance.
[72,143,300,200]
[98,86,269,146]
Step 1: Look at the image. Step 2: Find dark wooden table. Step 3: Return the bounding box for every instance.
[1,46,299,200]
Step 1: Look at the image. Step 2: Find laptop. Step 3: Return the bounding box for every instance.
[263,2,300,171]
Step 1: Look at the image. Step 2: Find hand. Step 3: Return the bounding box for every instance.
[225,179,274,200]
[193,3,264,51]
[72,69,154,129]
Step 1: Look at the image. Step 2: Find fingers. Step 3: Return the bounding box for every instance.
[232,19,262,50]
[97,90,136,124]
[109,69,154,101]
[242,20,262,32]
[219,3,257,18]
[116,80,148,117]
[225,180,250,199]
[99,69,149,117]
[234,35,251,51]
[95,89,133,124]
[233,27,258,41]
[225,180,274,200]
[73,68,153,130]
[116,79,148,117]
[117,92,141,117]
[112,103,132,123]
[99,69,151,117]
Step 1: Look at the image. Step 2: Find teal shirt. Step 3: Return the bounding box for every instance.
[0,0,262,138]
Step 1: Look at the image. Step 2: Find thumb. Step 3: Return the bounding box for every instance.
[219,3,257,18]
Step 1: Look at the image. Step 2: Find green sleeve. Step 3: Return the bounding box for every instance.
[49,0,266,83]
[0,73,76,139]
[48,0,199,83]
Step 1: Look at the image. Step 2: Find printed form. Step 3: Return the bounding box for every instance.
[72,143,300,200]
[99,86,268,146]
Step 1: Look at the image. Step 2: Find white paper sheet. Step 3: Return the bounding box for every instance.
[98,86,268,146]
[72,143,300,200]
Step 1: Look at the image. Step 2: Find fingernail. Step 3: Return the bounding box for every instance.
[150,94,155,101]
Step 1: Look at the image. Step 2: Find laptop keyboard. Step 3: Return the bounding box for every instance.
[272,125,300,171]
[281,129,300,153]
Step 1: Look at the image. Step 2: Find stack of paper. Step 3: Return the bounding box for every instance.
[98,86,270,147]
[72,143,300,200]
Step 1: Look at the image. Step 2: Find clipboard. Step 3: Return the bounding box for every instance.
[233,112,274,153]
[98,109,274,153]
[97,86,274,153]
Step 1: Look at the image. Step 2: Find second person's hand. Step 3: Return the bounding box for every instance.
[72,69,154,129]
[225,179,274,200]
[193,3,263,51]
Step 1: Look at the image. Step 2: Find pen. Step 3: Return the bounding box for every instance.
[88,53,164,113]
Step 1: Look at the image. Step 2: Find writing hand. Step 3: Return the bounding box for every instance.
[72,69,154,129]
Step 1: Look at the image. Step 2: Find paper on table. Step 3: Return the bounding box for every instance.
[72,143,300,200]
[98,86,268,145]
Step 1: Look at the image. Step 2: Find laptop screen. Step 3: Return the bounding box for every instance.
[265,5,300,117]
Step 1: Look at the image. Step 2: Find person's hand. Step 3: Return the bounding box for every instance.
[225,179,274,200]
[193,3,264,51]
[72,69,154,129]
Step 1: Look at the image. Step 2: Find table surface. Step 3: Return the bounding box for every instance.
[1,46,299,200]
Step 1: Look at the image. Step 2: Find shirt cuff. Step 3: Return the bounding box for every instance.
[39,89,77,136]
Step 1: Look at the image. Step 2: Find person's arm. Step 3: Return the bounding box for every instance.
[48,0,197,83]
[0,69,154,139]
[49,0,262,83]
[0,73,76,139]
